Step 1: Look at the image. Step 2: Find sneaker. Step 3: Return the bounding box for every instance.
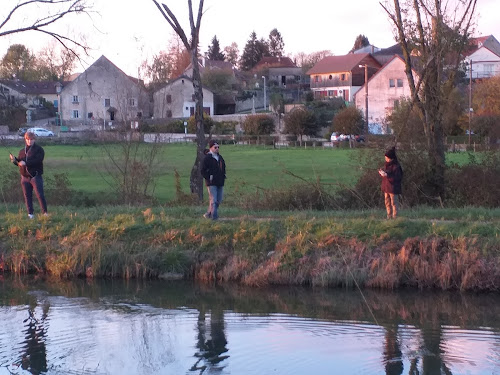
[28,214,34,219]
[203,213,211,219]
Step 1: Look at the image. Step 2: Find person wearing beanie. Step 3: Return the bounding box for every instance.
[9,131,48,219]
[378,147,403,219]
[201,140,226,220]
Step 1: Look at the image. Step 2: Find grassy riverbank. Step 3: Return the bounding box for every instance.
[1,205,499,291]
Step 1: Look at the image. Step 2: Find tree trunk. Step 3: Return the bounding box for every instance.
[190,47,206,201]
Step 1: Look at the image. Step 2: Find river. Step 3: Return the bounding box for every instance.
[0,276,499,375]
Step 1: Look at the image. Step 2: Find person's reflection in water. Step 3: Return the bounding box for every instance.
[190,307,229,373]
[18,302,49,374]
[382,325,403,375]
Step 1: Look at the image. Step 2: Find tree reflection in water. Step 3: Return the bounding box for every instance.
[190,306,229,373]
[17,301,50,374]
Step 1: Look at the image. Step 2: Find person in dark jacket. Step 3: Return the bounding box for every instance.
[201,140,226,220]
[378,147,403,219]
[9,131,48,219]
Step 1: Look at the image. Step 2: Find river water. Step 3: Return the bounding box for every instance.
[0,276,499,375]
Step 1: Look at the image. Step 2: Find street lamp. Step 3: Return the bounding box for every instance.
[262,76,267,111]
[55,82,63,126]
[468,59,473,145]
[359,64,368,134]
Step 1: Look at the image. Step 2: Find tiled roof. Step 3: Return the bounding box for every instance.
[306,53,373,74]
[255,56,297,69]
[0,80,61,95]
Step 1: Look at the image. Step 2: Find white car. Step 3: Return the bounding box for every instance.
[28,127,55,137]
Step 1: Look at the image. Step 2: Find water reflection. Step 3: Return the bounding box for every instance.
[19,304,49,374]
[0,276,499,375]
[191,308,229,373]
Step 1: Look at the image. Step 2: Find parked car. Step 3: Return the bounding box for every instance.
[331,133,365,143]
[28,127,55,137]
[17,127,29,137]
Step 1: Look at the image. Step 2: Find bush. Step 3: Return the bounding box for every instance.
[242,114,275,135]
[188,113,214,134]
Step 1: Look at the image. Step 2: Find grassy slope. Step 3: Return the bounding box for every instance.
[0,205,498,290]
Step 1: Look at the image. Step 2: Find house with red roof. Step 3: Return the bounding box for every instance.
[306,53,381,102]
[464,35,500,79]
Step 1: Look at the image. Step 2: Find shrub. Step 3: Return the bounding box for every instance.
[187,113,214,134]
[242,114,275,135]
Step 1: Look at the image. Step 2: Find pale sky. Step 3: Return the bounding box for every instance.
[1,0,499,78]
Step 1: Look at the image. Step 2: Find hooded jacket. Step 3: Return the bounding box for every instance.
[13,143,45,178]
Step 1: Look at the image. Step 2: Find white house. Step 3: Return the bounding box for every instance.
[465,35,500,79]
[59,55,148,126]
[153,75,214,119]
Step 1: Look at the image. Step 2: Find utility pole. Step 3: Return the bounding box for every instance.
[469,59,473,146]
[359,64,369,134]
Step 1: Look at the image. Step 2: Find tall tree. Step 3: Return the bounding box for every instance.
[36,42,76,80]
[350,34,370,53]
[239,31,269,71]
[206,35,225,61]
[381,0,477,200]
[0,44,37,80]
[0,0,91,56]
[223,42,239,66]
[140,51,174,91]
[268,28,285,57]
[153,0,206,200]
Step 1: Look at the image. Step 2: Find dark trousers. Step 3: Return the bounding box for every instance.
[21,175,47,215]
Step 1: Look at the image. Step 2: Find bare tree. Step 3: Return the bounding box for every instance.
[380,0,477,200]
[152,0,206,201]
[0,0,91,56]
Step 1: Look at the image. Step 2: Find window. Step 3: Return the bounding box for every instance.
[72,95,79,103]
[87,112,93,119]
[389,79,395,87]
[72,110,79,118]
[104,98,110,107]
[397,79,403,87]
[166,94,172,103]
[167,110,172,118]
[128,98,136,106]
[328,75,333,80]
[314,76,319,83]
[137,112,142,118]
[341,74,346,81]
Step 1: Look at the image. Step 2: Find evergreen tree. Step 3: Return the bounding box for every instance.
[239,31,270,71]
[269,28,285,57]
[206,35,225,61]
[350,35,370,53]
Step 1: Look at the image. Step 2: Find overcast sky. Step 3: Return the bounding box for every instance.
[1,0,499,77]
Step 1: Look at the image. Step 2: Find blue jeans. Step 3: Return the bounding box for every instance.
[21,175,47,215]
[206,185,223,220]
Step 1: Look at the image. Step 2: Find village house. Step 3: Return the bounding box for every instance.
[184,58,237,115]
[153,75,214,119]
[464,35,500,79]
[0,79,60,108]
[58,55,149,128]
[306,53,382,102]
[354,55,419,134]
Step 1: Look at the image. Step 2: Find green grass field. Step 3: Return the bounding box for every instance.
[1,142,475,203]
